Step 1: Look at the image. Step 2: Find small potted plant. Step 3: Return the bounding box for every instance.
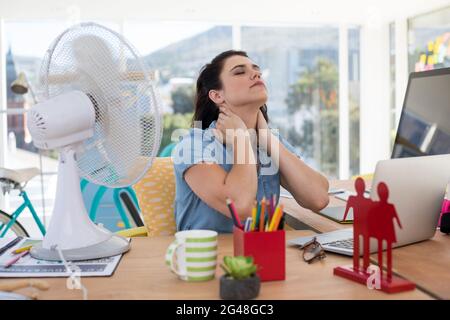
[219,256,260,300]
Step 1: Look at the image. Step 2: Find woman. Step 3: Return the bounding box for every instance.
[172,50,329,233]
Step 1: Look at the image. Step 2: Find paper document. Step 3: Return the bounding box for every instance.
[0,238,126,278]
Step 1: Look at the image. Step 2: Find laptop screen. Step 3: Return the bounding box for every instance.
[392,68,450,158]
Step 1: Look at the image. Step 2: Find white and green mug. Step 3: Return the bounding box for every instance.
[165,230,218,282]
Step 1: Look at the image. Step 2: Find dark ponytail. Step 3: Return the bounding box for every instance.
[193,50,269,129]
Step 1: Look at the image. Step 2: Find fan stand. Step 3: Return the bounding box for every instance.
[30,147,130,261]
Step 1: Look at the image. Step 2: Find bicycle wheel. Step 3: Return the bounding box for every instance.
[0,210,29,238]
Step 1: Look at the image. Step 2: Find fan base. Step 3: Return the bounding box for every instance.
[30,235,130,261]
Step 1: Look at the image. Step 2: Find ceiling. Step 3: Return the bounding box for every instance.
[1,0,450,25]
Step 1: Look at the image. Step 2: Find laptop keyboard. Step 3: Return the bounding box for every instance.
[323,238,353,250]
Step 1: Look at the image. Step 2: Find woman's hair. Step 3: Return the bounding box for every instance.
[192,50,269,129]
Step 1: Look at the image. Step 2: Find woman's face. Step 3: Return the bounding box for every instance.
[217,55,267,108]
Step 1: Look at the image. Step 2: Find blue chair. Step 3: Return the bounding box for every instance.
[80,179,143,232]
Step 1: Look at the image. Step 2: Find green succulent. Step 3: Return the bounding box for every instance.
[220,256,258,280]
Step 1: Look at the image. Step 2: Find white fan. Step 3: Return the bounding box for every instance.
[26,22,162,261]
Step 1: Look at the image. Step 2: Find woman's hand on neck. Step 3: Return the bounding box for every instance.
[223,103,260,130]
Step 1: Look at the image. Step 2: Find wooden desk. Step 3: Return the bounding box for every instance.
[282,179,355,233]
[281,179,450,300]
[4,231,430,300]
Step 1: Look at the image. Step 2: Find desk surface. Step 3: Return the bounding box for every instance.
[4,231,430,300]
[281,179,450,300]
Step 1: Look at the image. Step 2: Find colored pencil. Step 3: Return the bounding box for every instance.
[269,194,275,218]
[226,198,243,229]
[271,204,285,231]
[269,205,281,231]
[255,200,261,232]
[251,202,257,231]
[259,198,266,231]
[12,245,33,254]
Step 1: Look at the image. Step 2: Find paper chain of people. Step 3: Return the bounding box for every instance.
[343,178,402,281]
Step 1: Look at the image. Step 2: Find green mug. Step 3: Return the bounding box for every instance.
[166,230,218,281]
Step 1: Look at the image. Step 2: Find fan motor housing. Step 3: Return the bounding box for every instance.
[27,90,96,150]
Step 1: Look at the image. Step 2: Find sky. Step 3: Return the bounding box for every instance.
[5,20,215,57]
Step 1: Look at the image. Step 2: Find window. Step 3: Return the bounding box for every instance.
[123,22,233,154]
[349,27,361,177]
[242,25,360,178]
[408,6,450,73]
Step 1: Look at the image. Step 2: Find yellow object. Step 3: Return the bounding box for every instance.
[420,54,427,65]
[270,204,284,231]
[115,226,148,237]
[116,221,125,229]
[269,205,281,231]
[13,245,33,254]
[133,157,177,237]
[251,205,257,231]
[259,198,266,232]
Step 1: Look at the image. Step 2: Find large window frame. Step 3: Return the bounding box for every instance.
[0,19,361,221]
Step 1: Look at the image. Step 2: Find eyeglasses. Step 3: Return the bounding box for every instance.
[299,237,326,264]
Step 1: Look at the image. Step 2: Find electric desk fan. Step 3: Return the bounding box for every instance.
[26,22,162,261]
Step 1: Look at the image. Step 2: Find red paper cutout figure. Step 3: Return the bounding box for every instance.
[369,182,403,280]
[343,178,372,272]
[334,178,415,293]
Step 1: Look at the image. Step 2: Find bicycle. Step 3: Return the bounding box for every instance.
[0,167,46,238]
[0,167,144,238]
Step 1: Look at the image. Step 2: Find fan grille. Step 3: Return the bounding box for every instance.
[38,22,162,188]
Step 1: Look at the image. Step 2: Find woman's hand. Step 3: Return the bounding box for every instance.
[214,106,248,146]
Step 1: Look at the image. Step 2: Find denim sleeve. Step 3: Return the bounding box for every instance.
[172,128,219,179]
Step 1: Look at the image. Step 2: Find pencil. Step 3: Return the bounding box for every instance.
[255,200,261,232]
[259,197,266,232]
[251,202,257,231]
[269,194,274,218]
[269,205,282,231]
[226,198,243,229]
[271,204,285,231]
[13,245,33,254]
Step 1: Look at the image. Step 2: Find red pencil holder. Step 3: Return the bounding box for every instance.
[233,227,285,282]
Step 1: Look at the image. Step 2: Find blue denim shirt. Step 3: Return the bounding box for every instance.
[172,120,302,233]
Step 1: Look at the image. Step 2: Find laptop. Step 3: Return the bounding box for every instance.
[288,154,450,256]
[288,68,450,254]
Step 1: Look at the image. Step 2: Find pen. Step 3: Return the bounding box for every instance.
[4,250,29,268]
[244,218,252,232]
[0,237,23,257]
